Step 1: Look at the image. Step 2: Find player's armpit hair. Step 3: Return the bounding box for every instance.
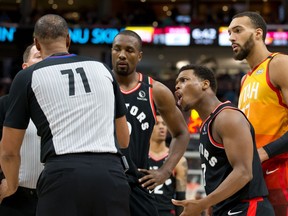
[263,131,288,158]
[175,191,185,200]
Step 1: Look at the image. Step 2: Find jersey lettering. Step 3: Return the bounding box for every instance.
[125,103,150,131]
[240,82,259,103]
[199,143,218,167]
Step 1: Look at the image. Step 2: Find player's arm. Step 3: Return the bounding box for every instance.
[0,95,8,175]
[175,156,188,216]
[139,80,189,189]
[0,127,25,201]
[115,115,129,149]
[0,69,31,201]
[258,54,288,161]
[113,74,129,149]
[202,109,253,208]
[173,110,253,214]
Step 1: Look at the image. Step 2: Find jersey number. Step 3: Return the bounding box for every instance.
[201,163,206,187]
[61,67,91,96]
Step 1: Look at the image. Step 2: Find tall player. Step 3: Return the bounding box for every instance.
[173,64,274,216]
[111,30,190,216]
[228,11,288,215]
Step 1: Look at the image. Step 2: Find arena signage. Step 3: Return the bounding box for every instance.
[1,25,288,47]
[191,27,217,45]
[0,26,16,42]
[69,28,121,44]
[164,26,190,46]
[266,31,288,46]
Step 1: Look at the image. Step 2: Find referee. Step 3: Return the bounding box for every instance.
[0,44,43,216]
[0,14,130,216]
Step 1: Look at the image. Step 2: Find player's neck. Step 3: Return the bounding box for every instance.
[150,141,168,154]
[197,94,221,120]
[246,45,271,69]
[117,72,140,91]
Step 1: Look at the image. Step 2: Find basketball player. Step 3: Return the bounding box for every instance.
[149,113,188,216]
[173,64,274,216]
[228,11,288,215]
[111,30,190,216]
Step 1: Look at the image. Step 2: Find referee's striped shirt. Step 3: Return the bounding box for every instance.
[4,54,127,163]
[19,120,43,189]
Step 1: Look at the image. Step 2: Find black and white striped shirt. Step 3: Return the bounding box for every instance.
[19,120,43,189]
[4,54,126,163]
[0,95,43,189]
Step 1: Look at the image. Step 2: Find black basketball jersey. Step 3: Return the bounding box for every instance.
[148,152,176,211]
[199,101,268,214]
[121,73,157,182]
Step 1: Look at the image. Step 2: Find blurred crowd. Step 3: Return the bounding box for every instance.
[0,1,286,27]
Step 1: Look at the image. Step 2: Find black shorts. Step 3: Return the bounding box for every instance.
[36,153,130,216]
[0,205,25,216]
[158,209,175,216]
[215,197,275,216]
[1,186,37,216]
[129,182,159,216]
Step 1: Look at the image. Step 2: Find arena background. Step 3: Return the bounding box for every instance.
[0,0,287,199]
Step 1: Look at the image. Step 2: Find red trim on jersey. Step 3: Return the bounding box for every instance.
[120,73,143,94]
[149,77,157,122]
[207,121,224,148]
[239,74,248,93]
[149,152,169,161]
[149,151,176,176]
[206,102,239,149]
[242,197,263,216]
[200,101,231,131]
[266,54,288,108]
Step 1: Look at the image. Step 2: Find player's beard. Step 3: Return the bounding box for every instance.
[233,34,254,61]
[115,64,131,77]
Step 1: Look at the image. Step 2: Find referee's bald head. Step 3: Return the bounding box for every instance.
[34,14,69,41]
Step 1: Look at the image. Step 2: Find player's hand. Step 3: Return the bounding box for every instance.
[172,199,204,216]
[257,147,269,162]
[138,168,169,190]
[0,179,15,203]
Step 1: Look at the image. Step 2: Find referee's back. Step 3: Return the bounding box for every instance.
[1,14,130,216]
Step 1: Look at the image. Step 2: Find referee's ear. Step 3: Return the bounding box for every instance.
[66,34,71,50]
[34,38,41,52]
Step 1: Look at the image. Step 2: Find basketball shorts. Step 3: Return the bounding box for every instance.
[215,197,274,216]
[262,154,288,216]
[129,182,159,216]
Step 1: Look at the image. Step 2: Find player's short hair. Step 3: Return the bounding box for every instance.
[179,64,218,93]
[113,30,142,51]
[23,43,34,63]
[232,11,267,41]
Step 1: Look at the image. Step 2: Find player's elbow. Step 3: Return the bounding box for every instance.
[239,167,253,184]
